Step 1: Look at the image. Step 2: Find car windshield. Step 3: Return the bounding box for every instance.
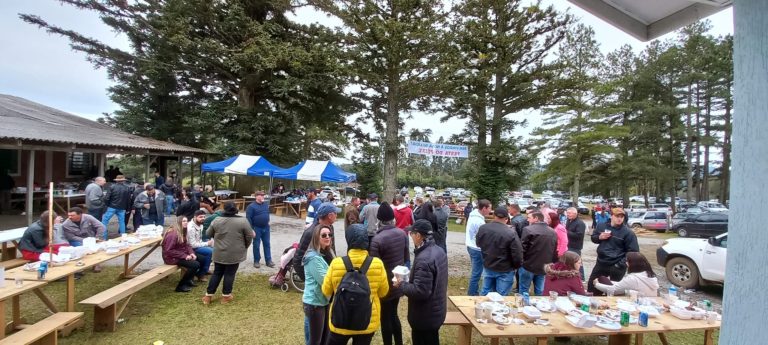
[628,212,644,218]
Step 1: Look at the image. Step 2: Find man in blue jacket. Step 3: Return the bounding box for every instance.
[246,190,273,268]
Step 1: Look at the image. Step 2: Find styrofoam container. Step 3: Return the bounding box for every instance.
[522,306,542,320]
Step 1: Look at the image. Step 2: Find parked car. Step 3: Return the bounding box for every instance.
[627,211,669,232]
[414,186,423,194]
[578,196,592,203]
[656,233,727,289]
[670,212,693,227]
[557,201,590,215]
[671,212,728,238]
[680,206,703,214]
[516,198,531,210]
[522,190,534,198]
[697,201,728,213]
[648,203,672,213]
[425,186,435,192]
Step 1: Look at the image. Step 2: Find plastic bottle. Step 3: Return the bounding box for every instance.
[37,261,48,280]
[522,292,531,306]
[668,285,677,298]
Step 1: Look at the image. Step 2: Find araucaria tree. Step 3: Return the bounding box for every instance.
[443,0,570,204]
[309,0,448,200]
[22,0,357,164]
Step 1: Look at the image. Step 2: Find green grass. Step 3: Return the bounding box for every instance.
[6,266,718,344]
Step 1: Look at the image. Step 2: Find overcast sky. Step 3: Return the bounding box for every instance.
[0,1,733,161]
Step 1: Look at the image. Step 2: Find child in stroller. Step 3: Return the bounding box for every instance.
[269,243,303,292]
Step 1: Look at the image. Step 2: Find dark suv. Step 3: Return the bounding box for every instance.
[671,212,728,238]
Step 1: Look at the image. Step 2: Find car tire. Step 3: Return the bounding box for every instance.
[666,257,700,289]
[631,223,642,230]
[677,227,689,237]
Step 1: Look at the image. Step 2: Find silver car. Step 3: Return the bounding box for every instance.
[628,211,670,232]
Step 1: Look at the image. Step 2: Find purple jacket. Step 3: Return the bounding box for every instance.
[162,231,193,265]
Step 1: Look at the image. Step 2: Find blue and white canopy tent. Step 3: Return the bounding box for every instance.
[201,155,284,193]
[201,154,282,176]
[272,160,356,183]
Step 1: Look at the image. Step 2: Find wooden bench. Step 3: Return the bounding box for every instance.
[444,311,472,345]
[79,265,178,332]
[0,312,83,345]
[0,259,28,270]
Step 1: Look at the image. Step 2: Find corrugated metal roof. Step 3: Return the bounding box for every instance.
[0,94,210,154]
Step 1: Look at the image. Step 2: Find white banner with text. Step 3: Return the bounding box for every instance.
[407,141,469,158]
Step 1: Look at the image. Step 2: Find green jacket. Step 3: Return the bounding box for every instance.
[302,249,330,306]
[206,215,254,264]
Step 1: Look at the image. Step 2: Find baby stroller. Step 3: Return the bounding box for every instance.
[269,243,304,292]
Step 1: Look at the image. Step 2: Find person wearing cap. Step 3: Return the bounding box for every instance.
[465,199,492,296]
[133,184,166,229]
[359,193,381,243]
[202,202,255,305]
[294,202,340,281]
[394,219,448,345]
[369,202,409,345]
[246,190,274,268]
[476,206,523,296]
[101,174,134,239]
[305,188,323,226]
[587,207,639,295]
[518,211,558,296]
[322,224,388,345]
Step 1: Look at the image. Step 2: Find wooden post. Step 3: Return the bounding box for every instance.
[190,156,195,187]
[145,155,151,183]
[25,150,35,225]
[44,151,52,185]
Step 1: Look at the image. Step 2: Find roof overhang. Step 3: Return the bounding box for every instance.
[567,0,732,41]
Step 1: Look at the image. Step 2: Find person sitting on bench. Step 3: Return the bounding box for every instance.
[19,211,69,261]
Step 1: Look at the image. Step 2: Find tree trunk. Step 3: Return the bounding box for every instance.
[702,95,712,201]
[720,96,732,203]
[383,80,400,201]
[685,84,694,202]
[694,82,702,201]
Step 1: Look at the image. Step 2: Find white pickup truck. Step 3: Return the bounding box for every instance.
[656,233,727,289]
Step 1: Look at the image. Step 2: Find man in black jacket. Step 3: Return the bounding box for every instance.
[587,207,640,295]
[100,175,133,239]
[370,202,408,345]
[395,220,447,345]
[476,206,523,296]
[518,211,558,296]
[508,203,527,239]
[565,207,587,280]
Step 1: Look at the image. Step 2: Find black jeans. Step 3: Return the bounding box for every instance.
[380,298,403,345]
[587,261,627,295]
[132,207,143,231]
[176,258,202,288]
[303,303,329,345]
[326,331,374,345]
[206,262,239,295]
[411,328,440,345]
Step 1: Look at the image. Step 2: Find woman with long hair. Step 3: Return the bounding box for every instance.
[302,225,336,345]
[548,211,569,257]
[162,216,206,292]
[593,252,659,297]
[543,251,587,296]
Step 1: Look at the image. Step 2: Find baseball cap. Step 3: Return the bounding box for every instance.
[611,207,625,216]
[316,202,342,218]
[493,206,509,219]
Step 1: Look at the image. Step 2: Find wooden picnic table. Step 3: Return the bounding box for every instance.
[284,201,305,219]
[52,193,86,214]
[4,236,162,314]
[450,295,720,345]
[0,228,26,261]
[0,280,48,339]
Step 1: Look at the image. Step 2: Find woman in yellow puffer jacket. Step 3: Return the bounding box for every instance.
[322,224,389,345]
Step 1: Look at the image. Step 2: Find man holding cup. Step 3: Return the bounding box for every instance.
[587,207,639,295]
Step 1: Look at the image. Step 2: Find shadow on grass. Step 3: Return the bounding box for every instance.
[7,266,717,345]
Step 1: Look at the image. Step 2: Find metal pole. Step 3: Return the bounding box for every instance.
[25,150,35,225]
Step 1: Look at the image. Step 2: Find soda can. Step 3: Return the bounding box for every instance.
[581,304,590,313]
[639,311,649,327]
[620,311,630,327]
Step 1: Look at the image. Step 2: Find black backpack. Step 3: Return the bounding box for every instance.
[331,256,373,331]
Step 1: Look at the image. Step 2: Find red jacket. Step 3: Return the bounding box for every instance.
[162,230,193,265]
[543,262,586,296]
[393,204,413,231]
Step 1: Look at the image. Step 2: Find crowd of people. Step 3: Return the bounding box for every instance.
[465,198,657,301]
[15,179,663,345]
